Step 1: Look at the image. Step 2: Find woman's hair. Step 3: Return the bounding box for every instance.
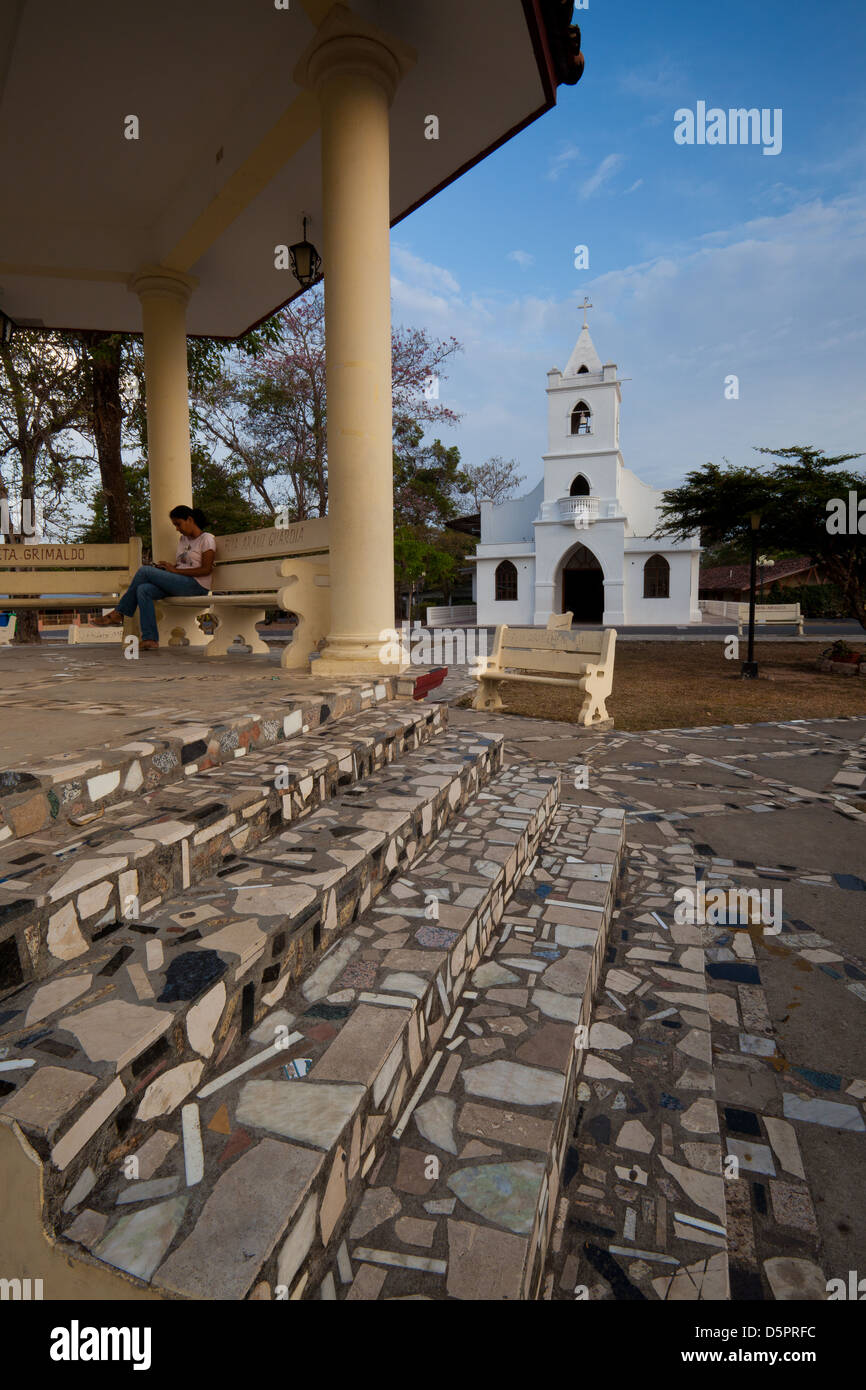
[169,504,209,529]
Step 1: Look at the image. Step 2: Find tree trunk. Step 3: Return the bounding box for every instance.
[13,445,41,643]
[83,333,133,541]
[825,554,866,632]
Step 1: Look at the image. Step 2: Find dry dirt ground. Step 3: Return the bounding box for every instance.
[460,640,866,731]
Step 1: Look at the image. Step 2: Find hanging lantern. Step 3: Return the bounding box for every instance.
[289,217,322,289]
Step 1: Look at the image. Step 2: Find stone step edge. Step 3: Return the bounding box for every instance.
[154,769,560,1300]
[1,704,447,997]
[315,799,626,1303]
[0,678,405,844]
[516,809,626,1301]
[27,760,553,1299]
[3,733,506,1237]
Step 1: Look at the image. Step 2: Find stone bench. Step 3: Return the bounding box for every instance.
[154,520,330,658]
[472,625,616,727]
[0,540,142,629]
[0,613,17,646]
[736,603,803,636]
[0,727,503,1288]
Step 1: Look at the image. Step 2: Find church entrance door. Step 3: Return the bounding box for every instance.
[561,544,604,623]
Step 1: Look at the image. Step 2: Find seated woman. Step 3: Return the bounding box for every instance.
[93,506,216,649]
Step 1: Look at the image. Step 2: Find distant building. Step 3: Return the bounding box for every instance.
[472,316,701,626]
[699,556,823,602]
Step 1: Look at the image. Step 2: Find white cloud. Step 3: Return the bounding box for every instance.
[623,179,644,195]
[387,198,866,488]
[507,250,534,268]
[391,245,461,297]
[581,153,625,198]
[545,142,581,181]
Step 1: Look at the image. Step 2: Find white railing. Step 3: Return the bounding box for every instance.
[558,495,600,524]
[699,599,740,619]
[425,604,478,627]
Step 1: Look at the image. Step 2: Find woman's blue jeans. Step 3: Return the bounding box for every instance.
[115,566,209,642]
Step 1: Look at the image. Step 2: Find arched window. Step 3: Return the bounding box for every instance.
[643,553,670,599]
[495,560,518,602]
[569,474,591,497]
[570,400,591,435]
[577,365,589,374]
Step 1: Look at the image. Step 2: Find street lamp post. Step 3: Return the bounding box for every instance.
[741,511,761,679]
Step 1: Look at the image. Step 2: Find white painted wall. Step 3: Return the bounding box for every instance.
[477,327,702,627]
[475,551,535,625]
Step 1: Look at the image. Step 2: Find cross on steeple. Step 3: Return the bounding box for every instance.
[578,296,593,330]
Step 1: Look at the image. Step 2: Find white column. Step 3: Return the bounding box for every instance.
[603,578,625,626]
[296,8,414,675]
[129,267,196,563]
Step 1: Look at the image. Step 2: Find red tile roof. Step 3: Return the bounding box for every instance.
[699,556,815,591]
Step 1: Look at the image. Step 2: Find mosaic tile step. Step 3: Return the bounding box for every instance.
[10,759,556,1298]
[0,702,447,998]
[0,677,401,846]
[307,799,626,1300]
[0,726,503,1263]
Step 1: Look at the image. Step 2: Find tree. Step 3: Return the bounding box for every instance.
[0,332,91,641]
[193,290,463,524]
[79,449,268,552]
[76,332,135,541]
[461,455,526,508]
[657,446,866,629]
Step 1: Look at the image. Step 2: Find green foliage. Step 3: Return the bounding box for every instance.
[659,446,866,629]
[78,450,268,551]
[774,581,851,620]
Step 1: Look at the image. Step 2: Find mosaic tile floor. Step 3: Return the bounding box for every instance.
[0,702,444,995]
[1,697,863,1300]
[0,719,503,1266]
[308,799,624,1300]
[540,715,866,1301]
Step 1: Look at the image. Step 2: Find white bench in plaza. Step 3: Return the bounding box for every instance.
[701,598,804,635]
[737,602,804,636]
[0,539,142,635]
[473,623,616,726]
[153,518,330,663]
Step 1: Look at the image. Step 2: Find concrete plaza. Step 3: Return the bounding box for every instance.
[1,642,863,1301]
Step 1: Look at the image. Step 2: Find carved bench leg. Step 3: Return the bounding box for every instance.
[280,615,326,670]
[205,606,269,657]
[578,675,611,726]
[155,604,212,648]
[472,678,504,712]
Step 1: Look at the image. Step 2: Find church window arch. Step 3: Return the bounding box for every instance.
[495,560,518,602]
[577,365,589,374]
[643,553,670,599]
[570,400,592,435]
[569,474,591,497]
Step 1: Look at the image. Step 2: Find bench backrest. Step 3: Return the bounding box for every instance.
[209,519,329,594]
[546,612,573,631]
[0,539,142,597]
[736,602,801,621]
[492,624,615,677]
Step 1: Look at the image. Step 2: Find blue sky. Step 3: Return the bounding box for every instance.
[392,0,866,496]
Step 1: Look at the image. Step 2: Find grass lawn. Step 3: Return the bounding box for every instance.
[460,641,866,731]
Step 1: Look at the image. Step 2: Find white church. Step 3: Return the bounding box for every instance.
[472,311,702,627]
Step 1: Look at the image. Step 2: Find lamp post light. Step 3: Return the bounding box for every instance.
[757,554,773,603]
[742,511,761,679]
[288,217,322,290]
